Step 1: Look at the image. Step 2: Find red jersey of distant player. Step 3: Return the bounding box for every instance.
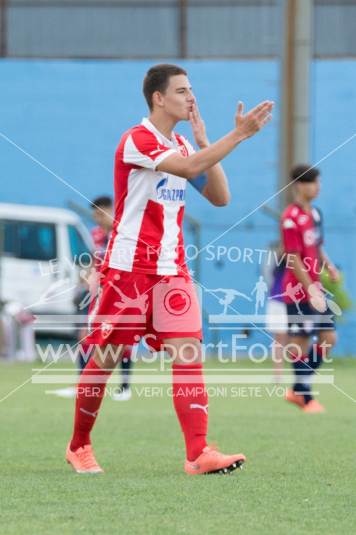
[281,203,323,303]
[91,226,110,267]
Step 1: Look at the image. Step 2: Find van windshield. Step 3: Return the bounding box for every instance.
[0,220,57,261]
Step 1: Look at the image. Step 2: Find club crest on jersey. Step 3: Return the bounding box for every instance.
[303,228,317,246]
[101,322,113,339]
[298,215,309,225]
[156,177,185,202]
[179,144,189,157]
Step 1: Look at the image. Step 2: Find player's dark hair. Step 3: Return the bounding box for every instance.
[290,164,320,183]
[143,64,187,110]
[91,195,113,209]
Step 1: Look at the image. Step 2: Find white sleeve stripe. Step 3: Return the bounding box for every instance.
[152,148,177,170]
[283,218,296,229]
[122,134,154,168]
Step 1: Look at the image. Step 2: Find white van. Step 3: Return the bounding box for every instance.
[0,203,93,335]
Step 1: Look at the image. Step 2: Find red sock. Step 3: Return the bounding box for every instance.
[172,363,208,462]
[70,357,112,451]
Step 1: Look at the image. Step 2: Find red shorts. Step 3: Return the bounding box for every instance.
[86,268,202,350]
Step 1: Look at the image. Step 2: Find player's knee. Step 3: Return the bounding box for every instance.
[319,330,337,352]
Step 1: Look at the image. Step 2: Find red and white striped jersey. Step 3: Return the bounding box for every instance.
[103,117,194,276]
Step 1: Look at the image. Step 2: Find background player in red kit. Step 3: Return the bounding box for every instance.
[66,64,273,474]
[90,196,133,400]
[91,195,113,256]
[73,196,115,373]
[281,165,339,413]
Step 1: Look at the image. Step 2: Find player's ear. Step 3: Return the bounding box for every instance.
[152,90,164,109]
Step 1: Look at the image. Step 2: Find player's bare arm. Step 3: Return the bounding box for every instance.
[289,253,327,312]
[319,247,340,282]
[157,100,273,179]
[189,102,230,206]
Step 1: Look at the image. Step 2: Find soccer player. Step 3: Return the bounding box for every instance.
[56,197,134,399]
[90,195,113,257]
[281,165,339,413]
[91,196,133,400]
[75,196,115,373]
[265,245,287,382]
[65,64,273,474]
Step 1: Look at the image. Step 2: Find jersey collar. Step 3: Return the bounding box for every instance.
[141,117,178,148]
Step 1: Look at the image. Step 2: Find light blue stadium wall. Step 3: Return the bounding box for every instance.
[0,59,355,355]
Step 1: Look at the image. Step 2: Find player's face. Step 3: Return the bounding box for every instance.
[305,177,320,200]
[159,74,195,121]
[92,206,113,231]
[297,177,320,201]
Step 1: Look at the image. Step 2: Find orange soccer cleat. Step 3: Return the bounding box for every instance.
[303,399,325,413]
[184,445,246,475]
[66,443,104,474]
[285,388,305,409]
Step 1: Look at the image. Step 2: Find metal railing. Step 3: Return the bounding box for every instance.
[0,0,281,59]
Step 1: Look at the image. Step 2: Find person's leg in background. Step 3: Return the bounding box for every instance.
[286,334,313,406]
[266,299,288,382]
[112,345,134,401]
[303,328,336,412]
[50,327,92,398]
[285,329,336,412]
[285,301,319,410]
[271,332,288,383]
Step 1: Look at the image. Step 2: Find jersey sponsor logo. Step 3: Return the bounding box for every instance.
[156,177,185,202]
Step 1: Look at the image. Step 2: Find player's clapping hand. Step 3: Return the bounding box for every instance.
[189,102,209,149]
[327,264,340,283]
[235,100,273,141]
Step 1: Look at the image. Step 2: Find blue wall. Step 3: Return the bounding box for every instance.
[0,59,355,354]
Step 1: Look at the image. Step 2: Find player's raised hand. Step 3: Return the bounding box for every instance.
[189,102,209,149]
[235,100,273,141]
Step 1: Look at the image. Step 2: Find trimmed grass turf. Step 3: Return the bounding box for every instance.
[0,358,356,534]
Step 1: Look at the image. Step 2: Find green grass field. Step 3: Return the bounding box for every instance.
[1,358,355,535]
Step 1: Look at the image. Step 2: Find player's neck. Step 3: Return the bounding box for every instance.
[101,224,111,234]
[148,112,177,141]
[295,197,312,212]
